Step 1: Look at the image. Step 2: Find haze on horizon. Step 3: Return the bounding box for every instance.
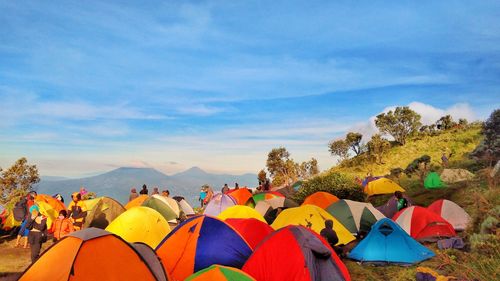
[1,1,500,177]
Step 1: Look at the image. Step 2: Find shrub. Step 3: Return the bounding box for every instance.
[293,172,365,203]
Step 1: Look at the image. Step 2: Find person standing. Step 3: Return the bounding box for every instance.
[50,210,74,241]
[129,188,139,202]
[68,192,87,231]
[221,184,229,194]
[152,187,160,195]
[27,205,47,263]
[139,184,149,195]
[199,187,207,207]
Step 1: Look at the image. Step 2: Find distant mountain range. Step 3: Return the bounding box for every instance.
[35,167,258,206]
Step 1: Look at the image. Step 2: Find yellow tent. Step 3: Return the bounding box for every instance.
[106,206,171,248]
[37,201,59,229]
[217,205,267,223]
[271,204,355,245]
[364,178,405,196]
[2,210,21,230]
[125,195,149,210]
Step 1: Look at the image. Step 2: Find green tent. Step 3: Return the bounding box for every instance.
[326,199,385,234]
[424,172,445,189]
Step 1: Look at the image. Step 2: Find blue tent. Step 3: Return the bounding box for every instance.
[348,218,435,264]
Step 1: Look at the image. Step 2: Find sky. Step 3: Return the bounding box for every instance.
[1,1,500,177]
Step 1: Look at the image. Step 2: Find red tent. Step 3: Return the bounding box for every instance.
[393,206,456,241]
[243,225,350,281]
[227,188,253,205]
[225,218,274,250]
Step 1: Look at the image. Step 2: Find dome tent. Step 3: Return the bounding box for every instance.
[348,218,435,265]
[393,206,456,242]
[424,172,445,189]
[225,218,274,249]
[82,197,126,229]
[364,178,405,196]
[427,199,471,231]
[186,265,255,281]
[302,192,340,209]
[326,199,385,234]
[217,205,266,223]
[203,193,237,217]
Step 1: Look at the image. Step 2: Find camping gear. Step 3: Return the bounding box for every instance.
[249,192,285,207]
[424,172,445,189]
[254,196,299,217]
[19,228,169,281]
[348,218,434,264]
[302,192,340,209]
[242,225,351,281]
[142,195,178,222]
[225,218,274,249]
[416,267,455,281]
[35,194,66,213]
[364,178,405,196]
[106,206,171,248]
[437,237,465,250]
[271,204,355,245]
[156,215,252,281]
[326,200,385,234]
[440,168,474,183]
[203,193,237,216]
[83,197,126,229]
[227,188,253,205]
[428,199,471,231]
[218,205,266,223]
[362,176,382,187]
[173,197,196,216]
[393,206,456,241]
[125,195,149,209]
[186,265,255,281]
[376,194,413,218]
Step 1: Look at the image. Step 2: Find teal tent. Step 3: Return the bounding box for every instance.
[424,172,445,189]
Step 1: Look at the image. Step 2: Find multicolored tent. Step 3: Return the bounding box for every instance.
[142,195,178,222]
[249,192,284,206]
[302,192,340,209]
[35,200,60,229]
[186,265,256,281]
[19,228,169,281]
[203,193,237,217]
[35,194,66,213]
[83,197,126,229]
[227,188,253,205]
[156,215,252,281]
[424,172,445,189]
[1,209,20,230]
[218,205,266,223]
[393,206,456,241]
[427,199,471,231]
[271,204,355,245]
[348,218,435,264]
[254,197,299,217]
[376,194,413,218]
[105,206,171,248]
[125,195,149,209]
[364,178,405,196]
[243,225,351,281]
[326,199,385,234]
[225,218,274,249]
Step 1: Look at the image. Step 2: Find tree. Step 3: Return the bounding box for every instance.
[328,139,349,163]
[404,155,431,186]
[266,147,298,186]
[293,172,365,203]
[257,169,267,184]
[298,158,320,180]
[0,157,40,204]
[436,115,456,130]
[471,109,500,165]
[458,118,468,128]
[345,132,363,156]
[367,134,391,164]
[375,106,422,145]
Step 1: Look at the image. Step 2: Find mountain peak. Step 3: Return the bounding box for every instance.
[175,166,208,176]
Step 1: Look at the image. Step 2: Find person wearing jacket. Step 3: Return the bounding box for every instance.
[50,210,74,241]
[67,192,87,230]
[27,205,47,262]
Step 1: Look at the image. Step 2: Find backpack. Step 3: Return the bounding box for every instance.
[13,198,28,221]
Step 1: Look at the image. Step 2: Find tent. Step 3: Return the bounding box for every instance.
[218,205,266,223]
[19,228,169,281]
[173,196,196,216]
[440,169,474,183]
[35,194,66,213]
[393,206,456,241]
[364,178,405,196]
[302,192,340,209]
[106,206,171,248]
[424,172,445,189]
[142,195,179,222]
[376,194,413,218]
[274,186,296,198]
[427,199,471,231]
[1,209,20,230]
[348,218,435,264]
[254,196,299,216]
[225,218,274,249]
[186,265,255,281]
[156,215,252,281]
[125,195,149,209]
[203,193,237,217]
[362,176,382,187]
[326,200,385,234]
[271,204,355,245]
[249,192,285,206]
[242,225,351,281]
[83,197,126,229]
[227,188,253,205]
[36,201,60,229]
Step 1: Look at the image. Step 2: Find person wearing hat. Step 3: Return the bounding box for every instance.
[27,204,47,262]
[67,192,87,231]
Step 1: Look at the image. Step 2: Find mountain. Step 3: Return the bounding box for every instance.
[40,176,69,181]
[35,167,258,206]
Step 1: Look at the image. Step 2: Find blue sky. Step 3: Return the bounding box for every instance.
[1,1,499,177]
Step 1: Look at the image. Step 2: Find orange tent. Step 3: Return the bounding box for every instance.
[302,192,339,209]
[228,188,253,205]
[19,228,169,281]
[35,194,66,213]
[125,195,149,209]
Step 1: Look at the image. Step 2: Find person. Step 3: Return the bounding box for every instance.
[263,180,271,191]
[162,190,170,197]
[320,219,343,256]
[129,188,139,202]
[441,153,449,167]
[27,205,47,262]
[15,219,29,248]
[395,191,408,211]
[50,210,74,241]
[54,193,64,203]
[221,184,229,194]
[152,187,160,195]
[204,186,214,206]
[199,187,207,207]
[67,192,87,231]
[234,183,239,190]
[79,186,88,197]
[139,184,148,195]
[13,193,35,248]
